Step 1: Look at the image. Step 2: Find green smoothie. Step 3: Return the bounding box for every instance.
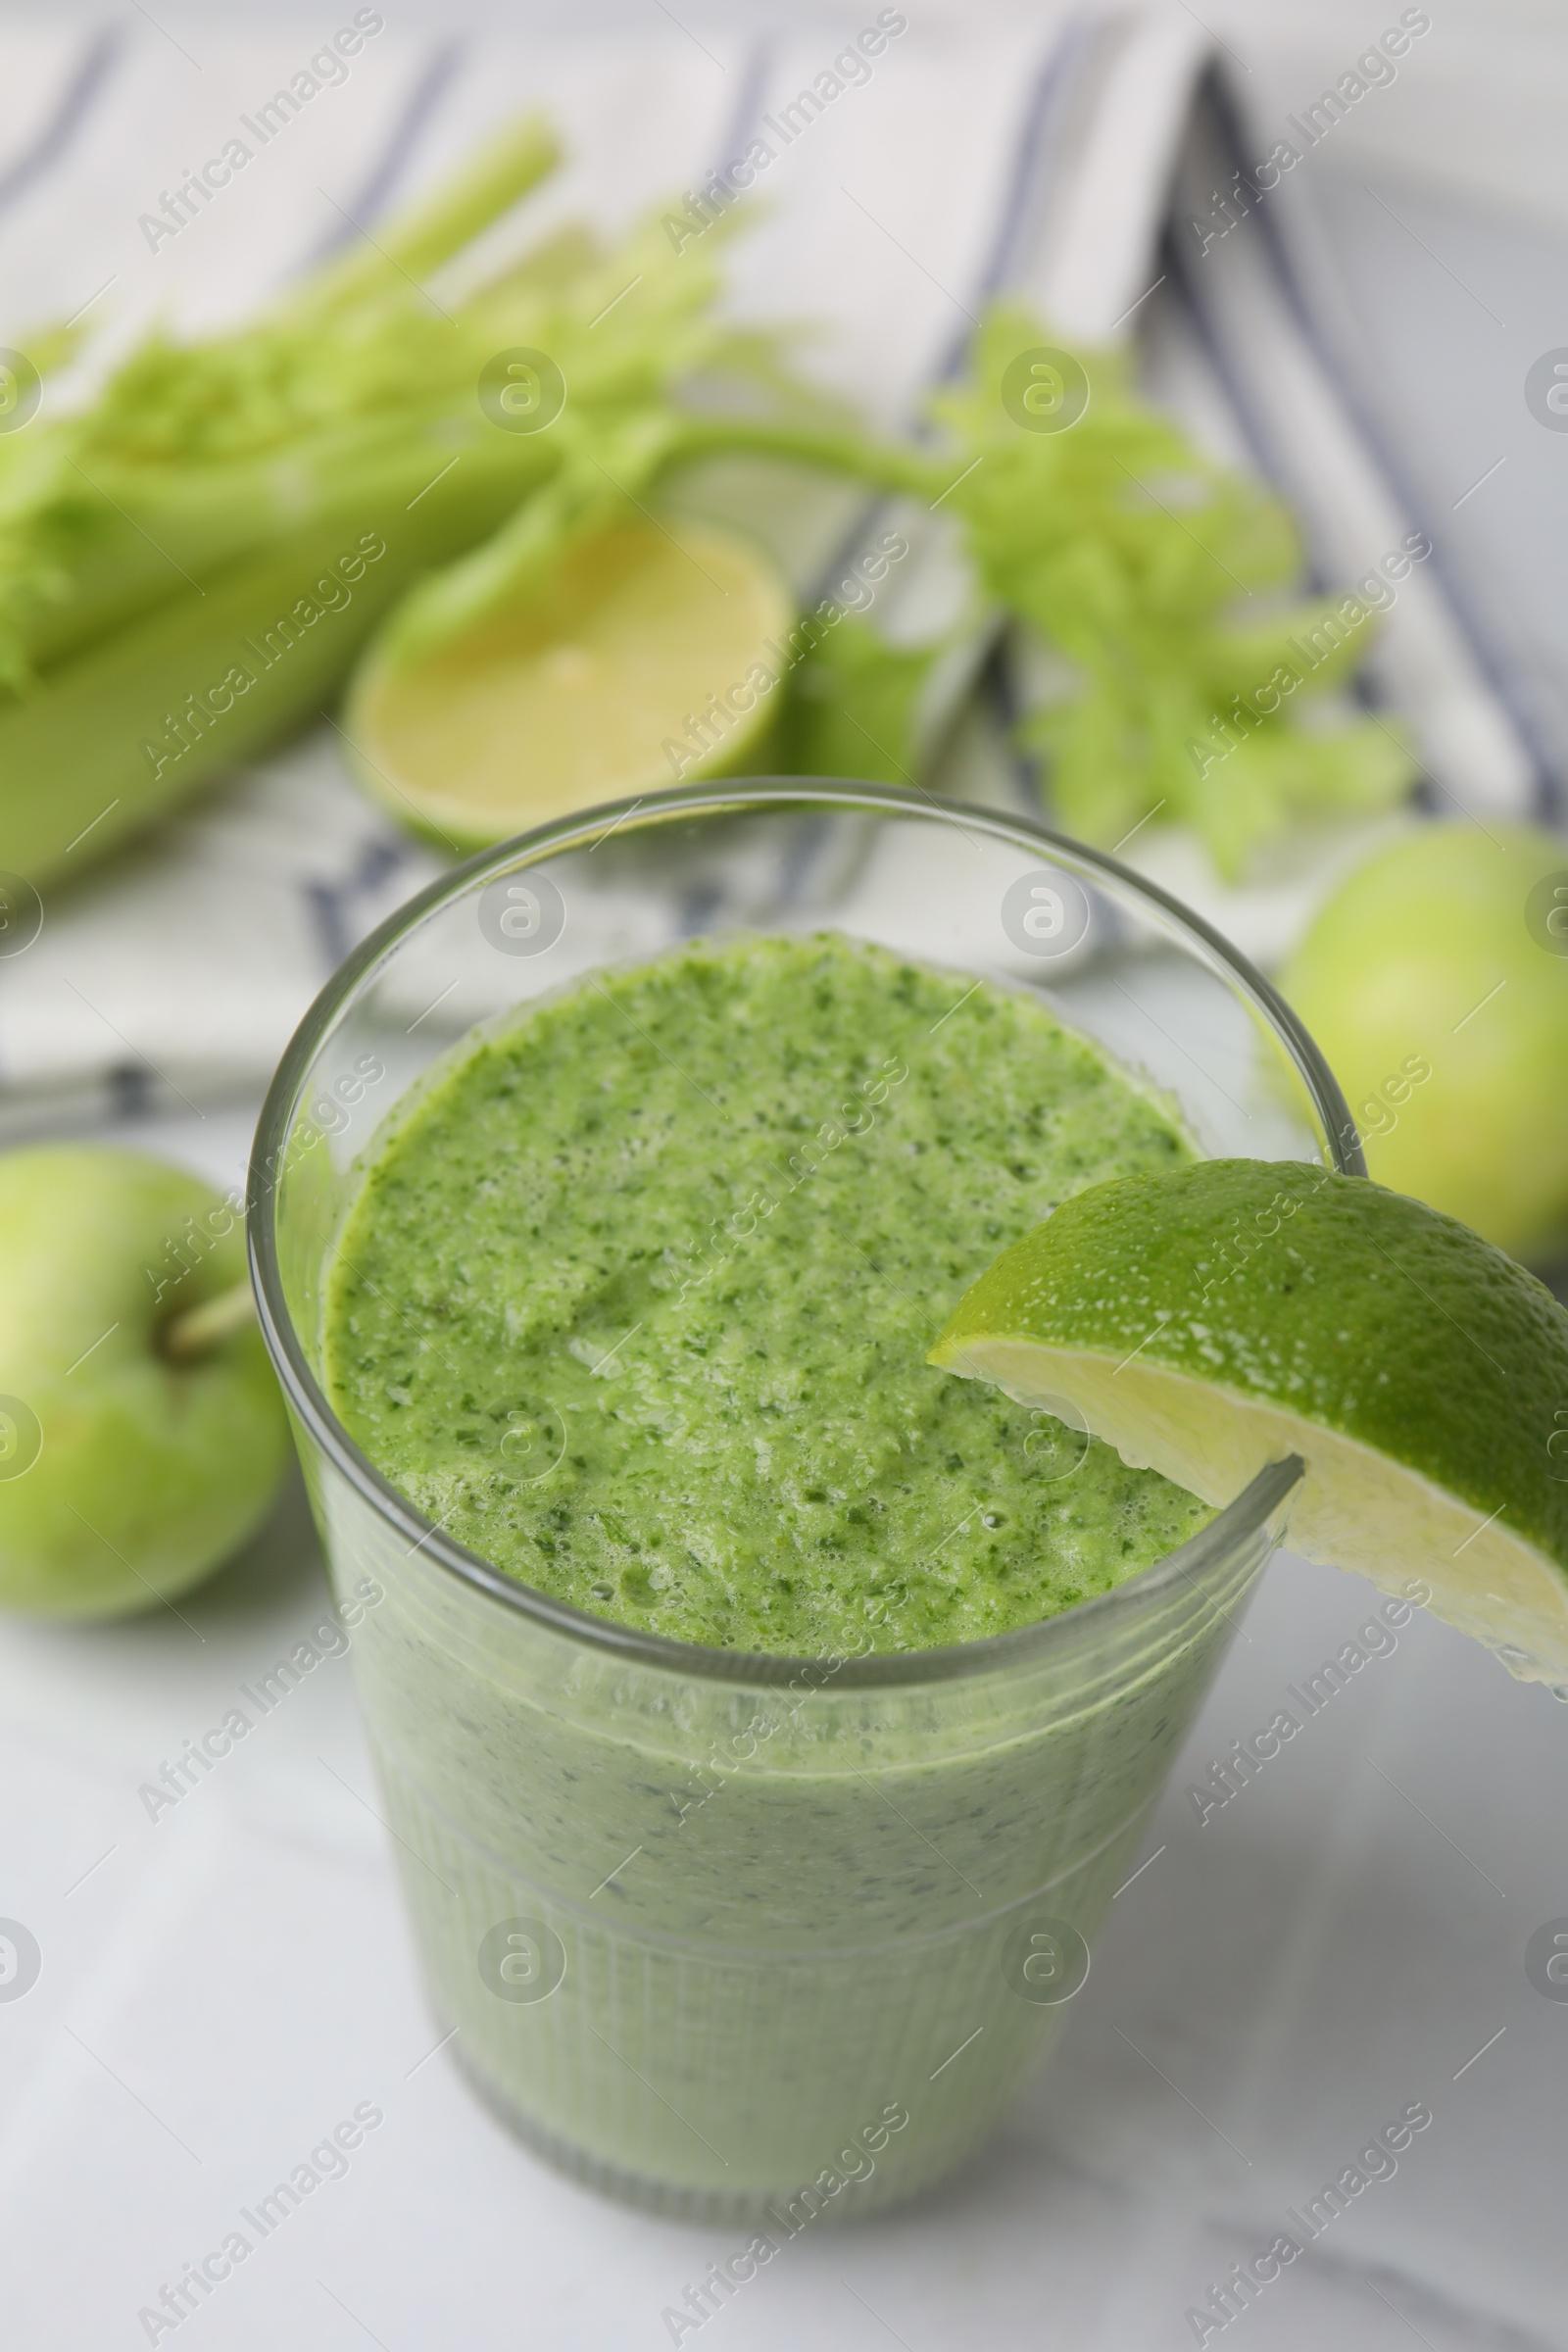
[324,931,1209,1651]
[313,930,1258,2216]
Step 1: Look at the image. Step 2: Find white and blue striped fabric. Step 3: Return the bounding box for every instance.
[0,11,1548,1131]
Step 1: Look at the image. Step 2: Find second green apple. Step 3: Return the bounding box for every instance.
[0,1147,287,1617]
[1281,824,1568,1259]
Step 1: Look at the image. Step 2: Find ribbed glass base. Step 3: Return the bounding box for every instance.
[445,2032,1001,2225]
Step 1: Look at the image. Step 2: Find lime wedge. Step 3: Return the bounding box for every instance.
[344,517,794,847]
[931,1161,1568,1683]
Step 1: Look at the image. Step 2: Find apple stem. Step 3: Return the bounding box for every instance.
[161,1280,259,1363]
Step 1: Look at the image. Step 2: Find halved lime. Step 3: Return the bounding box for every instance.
[931,1160,1568,1683]
[344,517,794,847]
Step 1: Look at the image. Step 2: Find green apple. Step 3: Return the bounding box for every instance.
[0,1146,288,1618]
[1280,824,1568,1259]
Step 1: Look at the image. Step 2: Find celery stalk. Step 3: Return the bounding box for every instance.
[0,108,1413,895]
[3,473,520,883]
[282,114,562,318]
[0,112,795,881]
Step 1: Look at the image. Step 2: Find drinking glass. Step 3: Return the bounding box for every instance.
[250,781,1360,2220]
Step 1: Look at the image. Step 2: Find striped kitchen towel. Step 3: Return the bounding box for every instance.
[0,7,1548,1129]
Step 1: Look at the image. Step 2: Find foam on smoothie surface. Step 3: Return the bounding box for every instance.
[323,931,1211,1652]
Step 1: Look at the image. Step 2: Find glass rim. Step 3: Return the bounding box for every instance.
[250,776,1358,1690]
